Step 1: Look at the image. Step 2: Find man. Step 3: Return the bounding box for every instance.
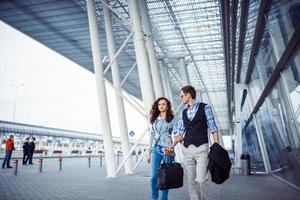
[2,135,15,169]
[26,137,36,165]
[174,86,219,200]
[22,137,30,165]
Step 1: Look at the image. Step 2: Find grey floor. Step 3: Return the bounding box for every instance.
[0,157,299,200]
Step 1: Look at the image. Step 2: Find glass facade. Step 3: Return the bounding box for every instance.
[252,0,300,90]
[242,119,265,172]
[239,0,300,187]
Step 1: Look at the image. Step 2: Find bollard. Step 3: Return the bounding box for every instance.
[13,159,18,176]
[99,155,103,167]
[38,158,43,173]
[88,155,91,168]
[58,156,62,171]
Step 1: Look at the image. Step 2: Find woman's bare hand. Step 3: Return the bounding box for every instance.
[146,153,151,164]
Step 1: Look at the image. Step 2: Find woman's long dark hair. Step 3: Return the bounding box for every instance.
[149,97,174,124]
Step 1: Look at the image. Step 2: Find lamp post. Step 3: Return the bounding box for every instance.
[11,83,24,122]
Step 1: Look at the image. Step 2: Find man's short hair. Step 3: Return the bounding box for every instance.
[181,85,196,99]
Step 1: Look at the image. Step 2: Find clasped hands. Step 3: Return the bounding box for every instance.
[165,135,184,156]
[147,135,184,163]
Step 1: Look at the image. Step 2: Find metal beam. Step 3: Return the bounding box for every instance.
[220,0,232,128]
[121,62,137,86]
[230,0,238,101]
[236,0,250,83]
[103,30,133,75]
[245,0,273,84]
[252,22,300,114]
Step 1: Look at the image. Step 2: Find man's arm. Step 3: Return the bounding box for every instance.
[173,114,185,144]
[205,105,219,144]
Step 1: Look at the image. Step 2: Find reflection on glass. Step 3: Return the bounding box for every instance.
[242,119,265,172]
[251,1,300,89]
[282,50,300,126]
[256,82,300,186]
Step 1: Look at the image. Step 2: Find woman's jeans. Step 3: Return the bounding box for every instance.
[150,146,174,200]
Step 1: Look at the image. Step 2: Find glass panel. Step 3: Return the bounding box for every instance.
[267,0,300,59]
[242,119,265,172]
[257,80,300,186]
[257,100,285,171]
[251,0,300,89]
[281,49,300,130]
[247,77,263,106]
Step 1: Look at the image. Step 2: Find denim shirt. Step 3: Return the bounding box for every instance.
[149,116,174,153]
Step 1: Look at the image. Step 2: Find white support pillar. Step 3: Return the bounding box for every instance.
[68,138,73,156]
[234,83,246,168]
[128,0,155,112]
[0,132,3,154]
[164,66,174,102]
[103,0,133,174]
[86,0,116,178]
[179,58,190,85]
[159,60,174,102]
[159,60,169,99]
[248,86,272,173]
[139,0,164,99]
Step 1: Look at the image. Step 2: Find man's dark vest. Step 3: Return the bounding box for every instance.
[182,103,208,148]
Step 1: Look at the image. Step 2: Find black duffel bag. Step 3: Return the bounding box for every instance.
[157,162,184,190]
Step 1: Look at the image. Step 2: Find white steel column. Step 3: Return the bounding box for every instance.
[86,0,116,178]
[234,84,245,168]
[164,67,174,102]
[68,139,73,156]
[248,86,272,173]
[159,60,169,99]
[179,58,190,85]
[139,0,164,99]
[159,60,174,102]
[128,0,155,112]
[103,0,133,174]
[0,132,3,154]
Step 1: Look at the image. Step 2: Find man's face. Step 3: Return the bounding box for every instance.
[180,91,189,104]
[158,99,168,112]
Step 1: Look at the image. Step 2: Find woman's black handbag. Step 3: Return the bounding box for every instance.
[157,162,184,190]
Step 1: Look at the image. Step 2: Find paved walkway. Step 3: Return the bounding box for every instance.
[0,157,299,200]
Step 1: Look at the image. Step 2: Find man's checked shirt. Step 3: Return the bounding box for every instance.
[176,101,218,136]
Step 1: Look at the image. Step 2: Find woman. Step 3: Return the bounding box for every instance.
[147,97,178,200]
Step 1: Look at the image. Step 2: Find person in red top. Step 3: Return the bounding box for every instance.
[2,135,15,169]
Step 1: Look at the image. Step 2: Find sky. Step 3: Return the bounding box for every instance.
[0,21,148,141]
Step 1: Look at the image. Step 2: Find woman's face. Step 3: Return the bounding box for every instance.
[158,99,168,112]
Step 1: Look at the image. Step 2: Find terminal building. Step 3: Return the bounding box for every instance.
[0,0,299,199]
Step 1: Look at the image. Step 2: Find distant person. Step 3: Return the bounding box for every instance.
[25,137,36,165]
[2,135,15,169]
[147,97,178,200]
[22,137,30,165]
